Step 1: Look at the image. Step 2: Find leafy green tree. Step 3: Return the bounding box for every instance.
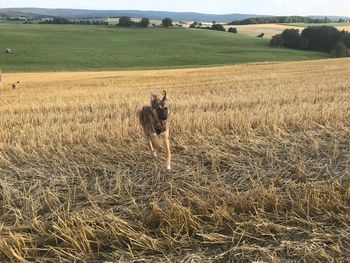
[162,18,173,27]
[271,26,350,57]
[340,30,350,48]
[190,21,198,28]
[118,16,132,27]
[331,42,349,57]
[138,18,150,27]
[300,26,340,52]
[281,29,300,48]
[270,34,284,47]
[211,24,226,32]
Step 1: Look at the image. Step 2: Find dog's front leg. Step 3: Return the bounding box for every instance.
[163,133,171,170]
[149,134,163,153]
[148,139,157,158]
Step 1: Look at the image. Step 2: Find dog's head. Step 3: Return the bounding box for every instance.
[151,91,170,126]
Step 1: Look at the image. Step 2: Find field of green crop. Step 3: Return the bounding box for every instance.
[0,24,329,72]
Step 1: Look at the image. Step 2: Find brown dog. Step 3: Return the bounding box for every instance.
[139,91,171,170]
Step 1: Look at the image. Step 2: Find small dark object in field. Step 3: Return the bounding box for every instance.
[12,81,20,89]
[228,27,238,33]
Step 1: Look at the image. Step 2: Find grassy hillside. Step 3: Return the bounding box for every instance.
[0,24,328,72]
[1,59,349,262]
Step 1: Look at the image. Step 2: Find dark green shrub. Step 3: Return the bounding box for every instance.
[138,18,150,27]
[281,29,300,48]
[211,24,226,32]
[340,30,350,48]
[228,27,238,33]
[300,26,340,52]
[270,34,284,47]
[118,16,133,27]
[190,21,198,28]
[162,18,173,27]
[331,42,349,57]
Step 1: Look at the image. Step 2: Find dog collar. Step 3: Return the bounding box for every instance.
[153,123,166,135]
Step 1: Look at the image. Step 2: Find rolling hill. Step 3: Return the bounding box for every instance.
[0,8,266,22]
[1,8,349,23]
[0,24,328,72]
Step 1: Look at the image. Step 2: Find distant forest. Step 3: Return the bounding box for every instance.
[39,17,108,25]
[228,16,348,25]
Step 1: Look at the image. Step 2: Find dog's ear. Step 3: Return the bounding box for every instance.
[151,91,158,104]
[162,91,167,101]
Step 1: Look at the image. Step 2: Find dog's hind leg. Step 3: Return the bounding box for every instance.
[163,133,171,170]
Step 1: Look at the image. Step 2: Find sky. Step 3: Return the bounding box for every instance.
[1,0,350,16]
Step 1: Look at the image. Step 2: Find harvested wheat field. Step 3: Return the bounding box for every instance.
[226,24,350,38]
[224,24,302,38]
[0,58,350,262]
[335,25,350,32]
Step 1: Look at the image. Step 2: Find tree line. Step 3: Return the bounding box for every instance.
[117,17,173,27]
[271,26,350,57]
[228,16,341,25]
[39,17,108,25]
[37,16,174,27]
[190,21,239,34]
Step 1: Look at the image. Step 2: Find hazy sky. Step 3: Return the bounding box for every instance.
[1,0,349,16]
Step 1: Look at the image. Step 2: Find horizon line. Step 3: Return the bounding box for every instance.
[1,7,349,18]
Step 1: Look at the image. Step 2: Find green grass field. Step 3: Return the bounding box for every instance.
[0,24,329,72]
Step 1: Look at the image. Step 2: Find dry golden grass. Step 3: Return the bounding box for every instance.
[336,25,350,32]
[224,24,302,38]
[0,58,350,262]
[225,24,350,38]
